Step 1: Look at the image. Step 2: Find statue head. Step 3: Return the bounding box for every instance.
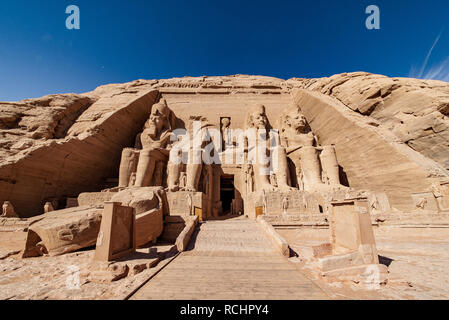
[246,104,269,129]
[146,99,172,138]
[279,107,309,134]
[221,117,230,129]
[2,201,13,215]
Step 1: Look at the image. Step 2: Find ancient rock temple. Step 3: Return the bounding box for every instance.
[1,73,448,220]
[1,73,449,297]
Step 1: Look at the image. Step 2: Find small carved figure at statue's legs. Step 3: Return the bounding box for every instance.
[134,149,156,187]
[273,146,295,191]
[253,147,276,192]
[167,162,181,191]
[128,173,136,187]
[320,146,341,186]
[153,162,165,186]
[253,161,275,192]
[118,148,140,188]
[299,146,323,191]
[186,163,202,192]
[185,147,202,192]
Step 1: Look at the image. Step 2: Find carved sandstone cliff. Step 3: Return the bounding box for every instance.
[291,72,449,171]
[0,73,447,216]
[0,83,159,217]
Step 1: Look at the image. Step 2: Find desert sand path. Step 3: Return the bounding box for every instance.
[130,217,329,300]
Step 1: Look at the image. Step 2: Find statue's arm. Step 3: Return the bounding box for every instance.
[286,146,302,155]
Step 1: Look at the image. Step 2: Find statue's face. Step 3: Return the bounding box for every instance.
[287,111,307,132]
[221,118,230,128]
[147,105,167,136]
[251,110,268,129]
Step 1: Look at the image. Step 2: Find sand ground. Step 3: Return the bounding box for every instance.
[1,224,449,300]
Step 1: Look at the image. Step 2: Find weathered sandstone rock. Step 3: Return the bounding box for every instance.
[293,72,449,171]
[110,187,166,247]
[0,88,159,217]
[291,88,448,211]
[22,206,102,258]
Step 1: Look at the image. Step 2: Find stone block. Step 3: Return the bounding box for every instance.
[329,198,378,264]
[22,206,102,258]
[94,202,136,262]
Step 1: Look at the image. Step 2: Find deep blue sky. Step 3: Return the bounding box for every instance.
[0,0,448,101]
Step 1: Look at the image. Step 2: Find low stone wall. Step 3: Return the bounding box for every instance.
[257,216,290,257]
[175,216,199,252]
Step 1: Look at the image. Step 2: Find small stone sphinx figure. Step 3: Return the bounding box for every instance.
[278,106,345,192]
[245,104,294,193]
[118,99,175,188]
[2,201,19,218]
[44,202,55,213]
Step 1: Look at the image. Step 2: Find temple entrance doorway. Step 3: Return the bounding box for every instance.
[220,175,235,215]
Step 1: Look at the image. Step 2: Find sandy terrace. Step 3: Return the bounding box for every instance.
[0,231,176,300]
[1,225,449,300]
[278,226,449,300]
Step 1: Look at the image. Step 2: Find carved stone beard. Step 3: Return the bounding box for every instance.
[294,124,307,135]
[254,119,268,130]
[286,117,307,135]
[148,123,158,138]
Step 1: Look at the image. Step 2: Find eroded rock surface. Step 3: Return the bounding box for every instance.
[22,206,102,258]
[294,72,449,170]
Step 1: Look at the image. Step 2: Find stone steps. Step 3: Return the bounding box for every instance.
[130,218,329,300]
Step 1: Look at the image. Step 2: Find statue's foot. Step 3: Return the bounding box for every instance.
[261,184,277,192]
[310,184,350,193]
[166,186,179,192]
[278,185,297,192]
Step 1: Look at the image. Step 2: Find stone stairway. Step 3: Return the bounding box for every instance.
[130,217,328,300]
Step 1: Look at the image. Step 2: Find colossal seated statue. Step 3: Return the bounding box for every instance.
[118,99,175,188]
[244,104,294,192]
[278,106,345,192]
[167,117,206,192]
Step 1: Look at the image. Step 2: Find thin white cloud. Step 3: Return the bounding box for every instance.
[418,30,442,78]
[422,56,449,82]
[409,29,449,82]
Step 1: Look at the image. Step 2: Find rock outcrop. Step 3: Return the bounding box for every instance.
[292,72,449,171]
[22,206,103,258]
[0,86,159,217]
